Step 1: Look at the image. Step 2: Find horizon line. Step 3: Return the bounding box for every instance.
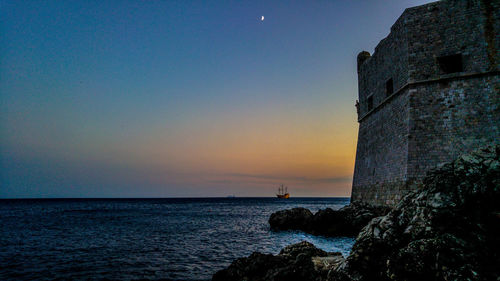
[0,196,352,200]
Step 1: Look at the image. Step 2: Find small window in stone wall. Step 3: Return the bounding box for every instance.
[386,78,393,97]
[367,96,373,111]
[437,54,463,74]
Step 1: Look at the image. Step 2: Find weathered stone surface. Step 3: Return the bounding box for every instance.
[211,241,343,281]
[269,203,390,237]
[268,207,313,231]
[352,0,500,206]
[312,255,344,275]
[331,145,500,281]
[215,146,499,281]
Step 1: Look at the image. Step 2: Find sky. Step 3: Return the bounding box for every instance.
[0,0,435,198]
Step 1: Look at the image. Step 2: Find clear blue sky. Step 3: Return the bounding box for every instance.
[0,0,435,198]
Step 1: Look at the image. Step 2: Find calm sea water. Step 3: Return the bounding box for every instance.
[0,198,354,281]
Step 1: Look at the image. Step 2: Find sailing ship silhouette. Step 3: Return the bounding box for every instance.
[276,184,290,199]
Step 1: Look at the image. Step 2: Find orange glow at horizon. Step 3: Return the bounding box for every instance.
[118,102,359,197]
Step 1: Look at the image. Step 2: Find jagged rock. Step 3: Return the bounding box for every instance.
[268,207,313,231]
[215,146,499,281]
[330,145,500,281]
[312,255,344,274]
[269,203,390,237]
[279,240,327,258]
[212,241,343,281]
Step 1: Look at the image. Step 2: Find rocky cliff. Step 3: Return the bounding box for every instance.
[269,203,390,237]
[213,146,500,281]
[332,145,500,281]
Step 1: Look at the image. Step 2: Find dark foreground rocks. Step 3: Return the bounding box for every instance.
[332,145,500,281]
[269,202,390,237]
[212,241,344,281]
[214,145,500,281]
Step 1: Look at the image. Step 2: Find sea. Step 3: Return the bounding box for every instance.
[0,198,354,281]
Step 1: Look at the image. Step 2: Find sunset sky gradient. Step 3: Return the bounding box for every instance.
[1,0,434,198]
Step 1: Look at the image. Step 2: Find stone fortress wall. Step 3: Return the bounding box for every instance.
[352,0,500,206]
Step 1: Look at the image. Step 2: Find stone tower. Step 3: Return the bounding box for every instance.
[352,0,500,206]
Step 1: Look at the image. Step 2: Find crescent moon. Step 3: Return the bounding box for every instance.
[261,16,264,21]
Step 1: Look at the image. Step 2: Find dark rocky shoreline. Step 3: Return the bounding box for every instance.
[269,202,390,237]
[212,241,344,281]
[213,146,500,281]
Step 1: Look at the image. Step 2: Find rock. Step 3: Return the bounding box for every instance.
[268,207,313,231]
[269,203,390,237]
[312,255,344,273]
[330,145,500,281]
[279,240,327,258]
[212,241,344,281]
[215,146,499,281]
